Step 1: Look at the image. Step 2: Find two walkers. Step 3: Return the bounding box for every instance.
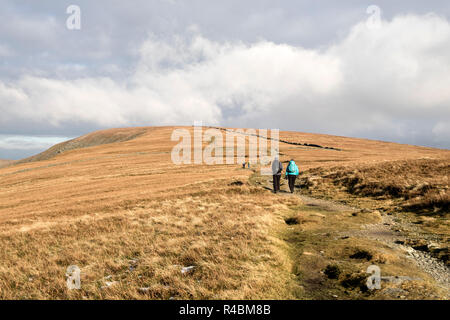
[271,158,299,194]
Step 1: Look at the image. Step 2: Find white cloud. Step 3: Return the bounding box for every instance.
[0,13,449,148]
[433,121,450,139]
[0,44,13,56]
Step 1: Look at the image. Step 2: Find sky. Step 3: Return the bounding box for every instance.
[0,0,449,159]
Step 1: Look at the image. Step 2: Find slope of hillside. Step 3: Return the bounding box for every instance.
[0,159,14,168]
[300,159,449,213]
[0,126,448,299]
[15,127,147,165]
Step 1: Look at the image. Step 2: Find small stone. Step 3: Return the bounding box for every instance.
[138,287,151,293]
[181,266,195,274]
[101,281,118,289]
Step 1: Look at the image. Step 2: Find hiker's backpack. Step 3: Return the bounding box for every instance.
[287,162,295,173]
[287,161,299,175]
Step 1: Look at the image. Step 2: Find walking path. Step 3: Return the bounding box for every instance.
[260,175,450,296]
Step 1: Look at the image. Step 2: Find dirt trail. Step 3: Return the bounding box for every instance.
[345,211,449,292]
[259,174,450,296]
[297,194,357,212]
[259,175,356,212]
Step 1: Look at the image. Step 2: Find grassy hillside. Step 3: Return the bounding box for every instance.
[0,126,448,299]
[300,159,449,214]
[0,159,14,169]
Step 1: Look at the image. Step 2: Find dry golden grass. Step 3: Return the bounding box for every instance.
[300,159,449,214]
[0,182,300,299]
[0,126,449,299]
[16,127,147,165]
[0,159,14,169]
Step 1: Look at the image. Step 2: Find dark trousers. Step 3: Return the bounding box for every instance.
[287,175,297,193]
[273,175,281,192]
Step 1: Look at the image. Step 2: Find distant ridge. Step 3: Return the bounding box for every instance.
[0,159,15,169]
[210,126,342,151]
[15,127,147,165]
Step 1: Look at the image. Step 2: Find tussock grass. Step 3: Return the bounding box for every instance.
[301,159,449,214]
[0,183,298,299]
